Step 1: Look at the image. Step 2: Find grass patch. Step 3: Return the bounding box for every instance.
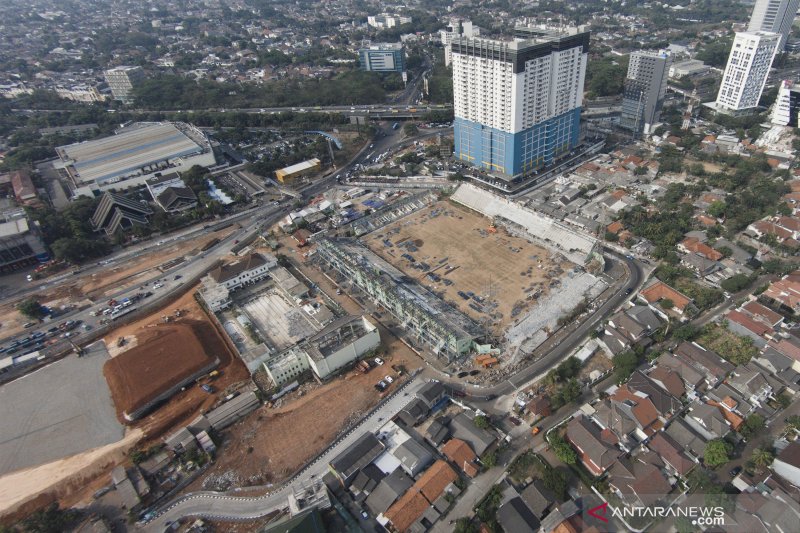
[697,322,758,365]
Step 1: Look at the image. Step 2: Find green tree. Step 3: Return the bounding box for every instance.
[704,439,732,468]
[751,447,774,470]
[612,350,641,383]
[17,298,45,320]
[660,298,675,309]
[454,517,478,533]
[473,415,490,429]
[403,122,418,136]
[541,466,568,500]
[550,434,578,465]
[740,414,766,438]
[481,450,497,468]
[21,503,81,533]
[707,201,727,218]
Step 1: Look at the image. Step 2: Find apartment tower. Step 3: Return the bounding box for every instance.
[451,28,589,180]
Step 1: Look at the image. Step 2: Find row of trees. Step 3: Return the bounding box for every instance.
[132,71,396,110]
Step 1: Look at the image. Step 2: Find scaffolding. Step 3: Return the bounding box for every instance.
[316,238,479,361]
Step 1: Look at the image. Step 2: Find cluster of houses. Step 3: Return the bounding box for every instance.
[551,271,800,530]
[327,381,500,532]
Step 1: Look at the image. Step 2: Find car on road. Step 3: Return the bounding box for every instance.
[174,275,182,280]
[361,511,369,520]
[457,371,469,378]
[508,416,522,426]
[625,288,633,295]
[374,357,384,366]
[729,466,742,477]
[532,426,541,435]
[385,375,393,384]
[153,283,164,289]
[23,322,36,328]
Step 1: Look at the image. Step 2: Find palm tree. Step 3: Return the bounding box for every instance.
[751,448,774,471]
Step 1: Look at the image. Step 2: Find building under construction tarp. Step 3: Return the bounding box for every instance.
[316,238,479,361]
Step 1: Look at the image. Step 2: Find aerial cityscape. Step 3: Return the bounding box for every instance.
[4,0,800,532]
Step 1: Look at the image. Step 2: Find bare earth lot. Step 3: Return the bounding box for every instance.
[188,330,421,491]
[362,201,572,336]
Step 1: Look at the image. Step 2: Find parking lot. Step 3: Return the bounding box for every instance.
[0,341,123,476]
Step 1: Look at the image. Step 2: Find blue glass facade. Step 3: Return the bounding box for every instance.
[454,108,581,178]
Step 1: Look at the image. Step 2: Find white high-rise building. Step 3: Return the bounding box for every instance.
[771,80,800,125]
[715,31,780,112]
[452,28,589,180]
[440,19,480,66]
[748,0,800,50]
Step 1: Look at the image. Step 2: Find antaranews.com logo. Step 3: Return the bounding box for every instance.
[585,500,727,531]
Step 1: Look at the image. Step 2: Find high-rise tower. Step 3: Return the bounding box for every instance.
[451,28,589,180]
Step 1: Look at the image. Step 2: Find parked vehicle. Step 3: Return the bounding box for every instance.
[201,384,214,393]
[531,426,541,436]
[384,375,393,384]
[374,357,384,366]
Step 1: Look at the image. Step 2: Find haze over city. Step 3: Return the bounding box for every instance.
[3,1,800,532]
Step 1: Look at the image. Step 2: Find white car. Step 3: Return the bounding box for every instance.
[374,357,384,366]
[384,375,393,384]
[153,283,164,289]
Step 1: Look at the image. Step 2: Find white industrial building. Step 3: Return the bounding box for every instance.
[367,14,411,28]
[714,31,780,113]
[263,315,380,386]
[55,122,216,196]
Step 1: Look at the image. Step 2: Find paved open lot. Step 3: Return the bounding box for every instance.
[241,290,320,350]
[0,342,123,476]
[362,201,572,336]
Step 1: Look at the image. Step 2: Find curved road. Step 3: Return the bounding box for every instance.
[142,253,643,529]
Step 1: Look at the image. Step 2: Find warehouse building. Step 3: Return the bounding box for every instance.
[55,122,216,196]
[263,315,381,386]
[274,158,321,183]
[0,210,49,272]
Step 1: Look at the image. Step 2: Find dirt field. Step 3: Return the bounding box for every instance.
[103,321,222,420]
[362,201,571,335]
[103,289,251,435]
[188,329,420,491]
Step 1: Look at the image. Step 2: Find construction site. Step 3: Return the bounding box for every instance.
[316,183,605,367]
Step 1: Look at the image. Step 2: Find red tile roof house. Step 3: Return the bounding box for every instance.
[678,237,723,261]
[441,438,479,478]
[565,415,622,476]
[742,301,784,329]
[747,220,794,242]
[725,309,773,348]
[607,453,673,508]
[638,280,693,318]
[647,432,697,477]
[763,274,800,313]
